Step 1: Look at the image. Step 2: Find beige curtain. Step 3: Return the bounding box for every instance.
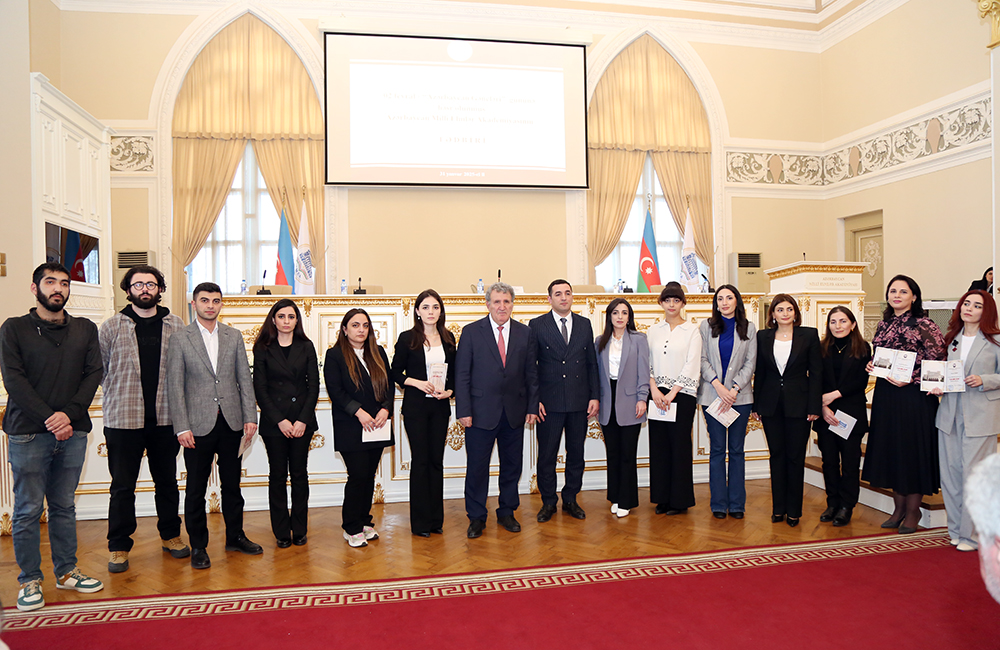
[586,149,645,273]
[587,34,713,278]
[171,13,326,311]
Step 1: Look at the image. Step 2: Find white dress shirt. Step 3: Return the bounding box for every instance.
[489,316,511,349]
[552,311,573,342]
[773,339,792,375]
[609,334,624,380]
[197,319,220,374]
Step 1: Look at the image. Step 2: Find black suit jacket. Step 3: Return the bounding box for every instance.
[252,338,320,437]
[529,311,599,413]
[812,341,871,435]
[753,327,822,418]
[323,345,395,453]
[390,329,456,416]
[455,316,539,430]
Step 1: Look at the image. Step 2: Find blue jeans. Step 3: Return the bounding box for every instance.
[7,431,88,583]
[704,404,751,513]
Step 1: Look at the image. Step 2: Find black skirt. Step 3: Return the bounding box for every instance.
[861,379,939,495]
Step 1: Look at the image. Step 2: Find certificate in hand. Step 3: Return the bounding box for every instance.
[829,410,856,440]
[706,398,740,428]
[428,363,448,393]
[238,430,257,458]
[889,350,916,383]
[945,360,967,392]
[920,360,966,393]
[648,401,677,422]
[362,420,392,443]
[870,347,896,378]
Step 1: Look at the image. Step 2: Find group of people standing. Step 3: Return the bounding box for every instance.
[3,264,998,614]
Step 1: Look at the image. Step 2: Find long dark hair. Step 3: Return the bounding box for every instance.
[820,306,868,359]
[337,308,389,401]
[253,299,310,354]
[767,294,802,329]
[598,298,637,352]
[881,274,925,321]
[943,290,1000,348]
[408,289,456,350]
[708,284,750,341]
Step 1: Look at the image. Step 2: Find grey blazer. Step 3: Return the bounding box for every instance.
[697,318,757,407]
[936,331,1000,438]
[595,330,650,427]
[167,321,257,436]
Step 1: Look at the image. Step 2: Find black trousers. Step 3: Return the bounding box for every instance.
[262,433,313,540]
[183,413,245,549]
[761,401,811,518]
[648,393,697,509]
[465,409,523,522]
[603,380,641,510]
[403,403,449,534]
[818,427,863,509]
[536,409,588,506]
[105,425,181,551]
[340,448,383,535]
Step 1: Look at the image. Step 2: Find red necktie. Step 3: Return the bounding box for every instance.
[497,325,506,367]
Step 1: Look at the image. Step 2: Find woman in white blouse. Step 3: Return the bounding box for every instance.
[647,282,701,515]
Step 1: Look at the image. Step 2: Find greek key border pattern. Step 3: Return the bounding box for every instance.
[727,97,991,187]
[4,530,949,629]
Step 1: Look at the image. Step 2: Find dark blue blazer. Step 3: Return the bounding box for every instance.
[529,311,599,413]
[455,316,539,430]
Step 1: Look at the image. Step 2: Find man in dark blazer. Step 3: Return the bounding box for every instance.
[167,282,261,569]
[456,282,539,538]
[529,279,599,522]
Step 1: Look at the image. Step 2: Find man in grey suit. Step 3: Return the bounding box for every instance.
[167,282,260,569]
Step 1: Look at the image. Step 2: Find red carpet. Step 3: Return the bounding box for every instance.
[3,530,997,650]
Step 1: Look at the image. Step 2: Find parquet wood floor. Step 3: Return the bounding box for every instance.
[0,480,901,608]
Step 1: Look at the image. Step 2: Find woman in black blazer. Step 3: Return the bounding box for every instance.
[812,306,871,527]
[252,299,319,548]
[324,308,394,549]
[752,294,822,527]
[391,289,456,537]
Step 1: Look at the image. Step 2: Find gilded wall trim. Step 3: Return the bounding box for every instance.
[765,264,865,280]
[979,0,1000,49]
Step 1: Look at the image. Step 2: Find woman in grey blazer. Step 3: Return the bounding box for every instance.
[697,285,757,519]
[932,290,1000,552]
[596,298,649,518]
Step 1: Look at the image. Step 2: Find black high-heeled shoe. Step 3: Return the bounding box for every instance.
[881,514,904,529]
[771,514,785,523]
[786,517,800,528]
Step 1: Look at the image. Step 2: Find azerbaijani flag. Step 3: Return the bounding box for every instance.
[275,206,295,292]
[63,230,86,281]
[636,209,661,293]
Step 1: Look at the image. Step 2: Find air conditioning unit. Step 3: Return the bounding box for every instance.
[729,252,767,294]
[113,251,157,312]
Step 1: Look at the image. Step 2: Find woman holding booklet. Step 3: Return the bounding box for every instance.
[931,290,1000,551]
[812,307,871,528]
[647,282,701,516]
[325,308,395,548]
[698,285,757,520]
[391,290,456,538]
[862,275,945,534]
[753,294,822,528]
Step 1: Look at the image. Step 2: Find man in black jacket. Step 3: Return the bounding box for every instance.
[0,263,103,612]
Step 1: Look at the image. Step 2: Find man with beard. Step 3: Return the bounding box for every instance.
[99,265,188,573]
[0,263,103,611]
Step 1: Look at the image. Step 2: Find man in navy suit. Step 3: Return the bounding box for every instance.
[456,282,539,538]
[529,280,600,522]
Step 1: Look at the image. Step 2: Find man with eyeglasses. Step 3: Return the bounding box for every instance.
[98,265,188,573]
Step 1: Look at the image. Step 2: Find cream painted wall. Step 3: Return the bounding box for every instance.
[822,159,991,300]
[347,188,567,295]
[692,43,822,142]
[60,12,195,121]
[821,0,991,141]
[730,197,832,273]
[110,188,150,255]
[29,0,60,87]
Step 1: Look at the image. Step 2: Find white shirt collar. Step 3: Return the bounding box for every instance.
[196,319,218,337]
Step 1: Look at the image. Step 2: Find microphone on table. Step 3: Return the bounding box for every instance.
[256,270,271,295]
[354,277,367,295]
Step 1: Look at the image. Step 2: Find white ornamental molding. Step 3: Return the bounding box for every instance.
[727,97,991,188]
[110,136,154,172]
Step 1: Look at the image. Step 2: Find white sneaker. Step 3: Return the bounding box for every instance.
[616,508,630,518]
[611,503,618,514]
[950,538,960,546]
[56,568,104,593]
[363,525,379,540]
[16,579,44,612]
[956,542,977,552]
[343,531,368,548]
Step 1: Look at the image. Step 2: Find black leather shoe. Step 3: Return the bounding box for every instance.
[728,511,744,519]
[562,501,586,520]
[191,548,211,569]
[276,538,292,549]
[819,506,836,523]
[537,504,557,522]
[771,514,785,523]
[225,535,263,555]
[786,517,800,528]
[414,531,431,538]
[664,508,688,516]
[467,519,486,538]
[712,511,727,519]
[832,507,852,527]
[431,528,443,535]
[655,504,669,515]
[292,535,307,546]
[498,515,521,533]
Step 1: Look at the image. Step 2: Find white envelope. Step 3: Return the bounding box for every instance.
[362,420,392,443]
